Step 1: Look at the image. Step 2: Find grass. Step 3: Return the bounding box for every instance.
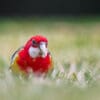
[0,17,100,100]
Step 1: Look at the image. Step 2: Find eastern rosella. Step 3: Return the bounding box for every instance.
[10,35,53,77]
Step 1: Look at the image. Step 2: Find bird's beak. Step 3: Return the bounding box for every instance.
[39,42,48,58]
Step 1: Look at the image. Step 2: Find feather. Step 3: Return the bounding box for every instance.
[10,46,24,65]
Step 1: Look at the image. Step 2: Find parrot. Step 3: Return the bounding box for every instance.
[10,35,53,77]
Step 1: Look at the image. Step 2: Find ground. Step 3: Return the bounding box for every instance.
[0,16,100,100]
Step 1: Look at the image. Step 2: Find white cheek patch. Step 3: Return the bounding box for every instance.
[28,46,40,58]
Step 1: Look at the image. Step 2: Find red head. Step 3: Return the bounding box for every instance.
[24,35,48,58]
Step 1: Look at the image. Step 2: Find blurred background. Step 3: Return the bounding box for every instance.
[0,1,100,100]
[0,0,100,15]
[0,0,100,74]
[0,0,100,59]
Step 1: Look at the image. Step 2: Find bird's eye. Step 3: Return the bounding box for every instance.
[32,40,38,46]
